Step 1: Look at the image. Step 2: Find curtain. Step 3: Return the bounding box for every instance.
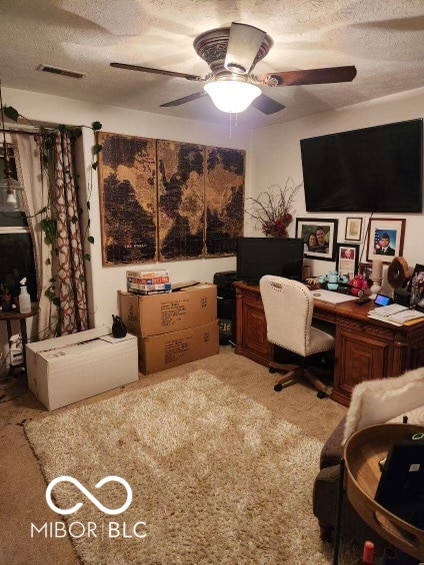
[53,132,88,335]
[13,131,89,338]
[12,133,58,339]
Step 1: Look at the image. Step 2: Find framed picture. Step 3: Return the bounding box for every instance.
[366,218,405,263]
[336,243,360,278]
[408,263,424,311]
[295,218,338,261]
[358,262,373,282]
[345,217,363,242]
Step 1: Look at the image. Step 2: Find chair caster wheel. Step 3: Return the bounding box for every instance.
[269,368,276,374]
[274,384,283,392]
[317,391,327,399]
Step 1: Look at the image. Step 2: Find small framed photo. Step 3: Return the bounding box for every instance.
[295,218,338,261]
[336,243,360,278]
[358,262,373,282]
[366,218,406,263]
[345,217,363,242]
[408,263,424,311]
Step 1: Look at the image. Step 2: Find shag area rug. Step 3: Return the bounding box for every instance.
[25,370,351,564]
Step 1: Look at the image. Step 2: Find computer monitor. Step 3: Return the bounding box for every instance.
[236,237,304,284]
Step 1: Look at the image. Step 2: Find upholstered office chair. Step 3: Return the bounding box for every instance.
[259,275,334,398]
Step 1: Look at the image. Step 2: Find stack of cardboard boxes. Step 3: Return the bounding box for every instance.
[119,284,219,374]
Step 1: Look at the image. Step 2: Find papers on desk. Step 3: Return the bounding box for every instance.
[311,289,358,304]
[368,304,424,326]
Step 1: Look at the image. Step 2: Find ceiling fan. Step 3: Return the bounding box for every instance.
[110,22,357,115]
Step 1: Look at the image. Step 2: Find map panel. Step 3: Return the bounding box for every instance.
[205,147,245,257]
[157,140,204,261]
[98,133,157,265]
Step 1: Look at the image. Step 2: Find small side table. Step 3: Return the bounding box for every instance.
[0,304,38,376]
[344,423,424,561]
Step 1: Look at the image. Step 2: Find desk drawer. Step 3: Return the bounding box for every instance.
[242,302,271,358]
[333,328,390,405]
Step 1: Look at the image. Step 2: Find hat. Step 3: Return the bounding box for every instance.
[381,232,390,239]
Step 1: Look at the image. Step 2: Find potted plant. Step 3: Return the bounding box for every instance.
[245,177,302,238]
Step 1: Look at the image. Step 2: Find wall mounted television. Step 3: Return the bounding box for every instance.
[236,237,304,284]
[300,119,423,212]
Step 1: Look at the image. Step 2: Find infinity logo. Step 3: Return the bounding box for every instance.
[46,476,133,515]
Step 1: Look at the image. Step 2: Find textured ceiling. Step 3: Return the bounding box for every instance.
[0,0,423,129]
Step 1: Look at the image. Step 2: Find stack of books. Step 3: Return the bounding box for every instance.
[126,270,171,295]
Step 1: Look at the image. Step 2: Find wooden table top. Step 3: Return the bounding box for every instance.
[344,423,424,559]
[0,303,38,320]
[233,281,424,331]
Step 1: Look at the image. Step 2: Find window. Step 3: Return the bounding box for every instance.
[0,142,38,302]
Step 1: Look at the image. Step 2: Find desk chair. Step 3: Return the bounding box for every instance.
[259,275,334,398]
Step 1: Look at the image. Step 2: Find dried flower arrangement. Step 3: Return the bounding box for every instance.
[245,177,302,238]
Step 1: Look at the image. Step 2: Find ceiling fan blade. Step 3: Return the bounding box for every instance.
[251,93,285,115]
[160,91,207,107]
[110,62,204,82]
[224,22,266,75]
[262,65,357,87]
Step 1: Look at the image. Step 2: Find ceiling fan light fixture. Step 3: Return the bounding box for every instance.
[204,80,261,113]
[225,62,247,75]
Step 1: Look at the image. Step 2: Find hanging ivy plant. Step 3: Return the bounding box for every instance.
[3,105,102,309]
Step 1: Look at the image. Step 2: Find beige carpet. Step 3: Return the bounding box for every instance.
[25,369,352,564]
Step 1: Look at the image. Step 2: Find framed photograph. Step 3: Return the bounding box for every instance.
[358,262,373,282]
[408,263,424,311]
[366,218,405,263]
[295,218,338,261]
[345,217,363,242]
[336,243,360,278]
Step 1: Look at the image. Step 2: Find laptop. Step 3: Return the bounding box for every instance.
[375,438,424,530]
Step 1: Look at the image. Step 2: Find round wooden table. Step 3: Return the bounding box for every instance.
[0,304,38,376]
[344,423,424,560]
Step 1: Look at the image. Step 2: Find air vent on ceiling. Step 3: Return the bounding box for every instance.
[37,64,85,79]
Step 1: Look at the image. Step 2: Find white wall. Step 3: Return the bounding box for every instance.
[249,87,424,292]
[3,87,252,330]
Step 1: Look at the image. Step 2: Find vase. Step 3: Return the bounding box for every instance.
[266,230,289,238]
[369,277,382,299]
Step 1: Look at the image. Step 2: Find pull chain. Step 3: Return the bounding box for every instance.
[228,112,239,139]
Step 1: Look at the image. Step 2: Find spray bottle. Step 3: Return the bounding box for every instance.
[18,277,31,314]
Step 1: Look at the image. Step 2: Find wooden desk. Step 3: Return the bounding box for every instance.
[234,282,424,406]
[344,423,424,560]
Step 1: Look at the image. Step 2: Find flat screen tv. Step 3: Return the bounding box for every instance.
[236,237,304,284]
[300,119,423,212]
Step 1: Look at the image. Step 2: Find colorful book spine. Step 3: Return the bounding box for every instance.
[126,270,171,294]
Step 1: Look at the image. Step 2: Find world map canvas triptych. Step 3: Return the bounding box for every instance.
[97,132,245,266]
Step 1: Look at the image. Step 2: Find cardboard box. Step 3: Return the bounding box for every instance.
[119,283,217,338]
[138,321,219,374]
[26,327,139,410]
